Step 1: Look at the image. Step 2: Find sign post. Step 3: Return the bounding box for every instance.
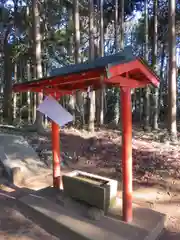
[52,121,61,188]
[37,96,73,188]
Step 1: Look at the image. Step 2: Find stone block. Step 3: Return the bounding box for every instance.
[0,133,51,185]
[62,170,118,212]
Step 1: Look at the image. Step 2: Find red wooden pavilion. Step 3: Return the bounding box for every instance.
[12,47,159,223]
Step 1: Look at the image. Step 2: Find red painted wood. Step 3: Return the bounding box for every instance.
[105,75,148,88]
[12,68,104,92]
[12,59,159,94]
[121,87,133,223]
[29,88,73,99]
[106,60,159,88]
[107,61,137,77]
[135,60,159,87]
[52,121,61,188]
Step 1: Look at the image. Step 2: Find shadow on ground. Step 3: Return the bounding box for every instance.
[0,187,58,239]
[160,230,180,240]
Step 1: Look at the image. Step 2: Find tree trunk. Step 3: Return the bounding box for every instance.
[13,62,17,121]
[159,43,165,110]
[27,61,31,123]
[31,64,37,122]
[114,0,119,51]
[88,0,95,132]
[68,7,75,124]
[139,44,144,122]
[73,0,84,127]
[168,0,177,139]
[113,0,120,126]
[26,4,32,124]
[152,0,158,130]
[19,60,23,123]
[143,0,150,131]
[119,0,124,50]
[32,0,44,131]
[3,42,13,124]
[118,0,124,125]
[96,0,104,127]
[67,8,73,57]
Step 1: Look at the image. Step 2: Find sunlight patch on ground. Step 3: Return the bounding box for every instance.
[0,184,15,193]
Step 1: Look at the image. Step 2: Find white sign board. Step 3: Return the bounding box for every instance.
[37,96,73,127]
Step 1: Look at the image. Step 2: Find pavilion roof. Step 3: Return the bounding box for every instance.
[12,47,160,98]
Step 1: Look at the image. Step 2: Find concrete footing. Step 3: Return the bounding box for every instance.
[19,187,166,240]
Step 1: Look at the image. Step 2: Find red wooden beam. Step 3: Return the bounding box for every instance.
[33,74,148,93]
[31,87,73,95]
[134,60,160,87]
[13,68,105,93]
[105,75,148,88]
[121,87,133,223]
[107,61,137,78]
[108,59,159,87]
[24,84,90,95]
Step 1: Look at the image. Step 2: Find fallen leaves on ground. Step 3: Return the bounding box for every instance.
[20,126,180,188]
[1,125,180,192]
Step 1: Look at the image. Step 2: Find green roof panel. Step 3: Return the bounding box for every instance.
[50,46,136,78]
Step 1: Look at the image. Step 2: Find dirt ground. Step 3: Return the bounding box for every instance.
[1,125,180,239]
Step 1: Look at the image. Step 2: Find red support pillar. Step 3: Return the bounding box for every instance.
[121,87,133,223]
[52,121,61,188]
